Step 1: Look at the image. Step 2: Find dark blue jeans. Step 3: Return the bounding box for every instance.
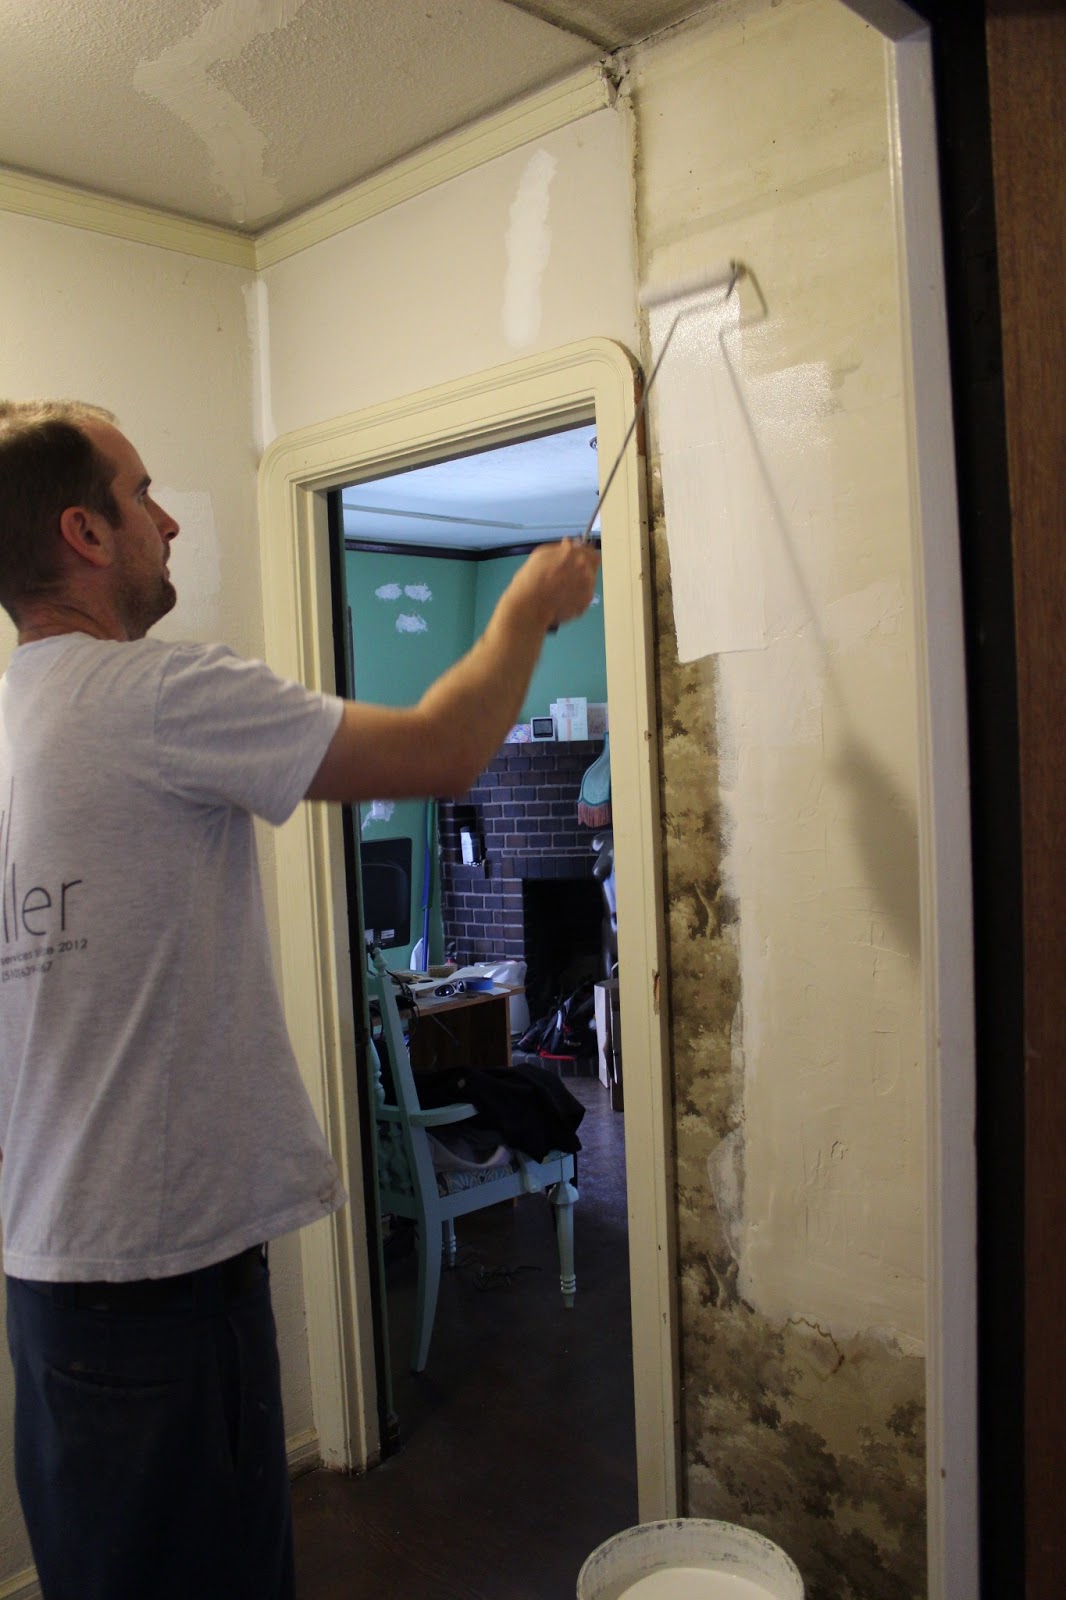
[5,1248,295,1600]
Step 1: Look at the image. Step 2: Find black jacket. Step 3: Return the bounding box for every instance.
[415,1061,584,1160]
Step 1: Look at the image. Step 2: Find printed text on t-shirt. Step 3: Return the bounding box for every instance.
[0,780,83,948]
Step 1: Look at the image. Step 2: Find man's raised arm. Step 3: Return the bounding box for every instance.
[305,537,600,804]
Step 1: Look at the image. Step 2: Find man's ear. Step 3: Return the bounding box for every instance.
[57,506,114,569]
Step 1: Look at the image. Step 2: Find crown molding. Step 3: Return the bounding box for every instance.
[0,166,257,270]
[0,63,614,274]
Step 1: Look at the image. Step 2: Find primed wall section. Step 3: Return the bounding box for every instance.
[633,2,927,1593]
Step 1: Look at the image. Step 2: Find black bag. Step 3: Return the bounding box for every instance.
[516,981,596,1060]
[416,1060,584,1159]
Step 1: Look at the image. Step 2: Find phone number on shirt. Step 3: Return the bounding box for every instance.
[1,938,88,981]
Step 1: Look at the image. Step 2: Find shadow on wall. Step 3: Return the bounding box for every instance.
[834,736,921,960]
[699,281,921,961]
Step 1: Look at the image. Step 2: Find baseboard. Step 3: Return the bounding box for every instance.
[287,1424,322,1478]
[0,1429,322,1597]
[0,1566,41,1600]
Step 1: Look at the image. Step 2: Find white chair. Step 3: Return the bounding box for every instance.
[367,950,578,1372]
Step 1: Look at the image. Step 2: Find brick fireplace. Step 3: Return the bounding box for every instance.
[438,739,608,1022]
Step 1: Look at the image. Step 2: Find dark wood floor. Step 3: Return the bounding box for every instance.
[292,1076,637,1599]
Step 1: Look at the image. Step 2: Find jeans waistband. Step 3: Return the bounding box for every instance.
[16,1245,267,1313]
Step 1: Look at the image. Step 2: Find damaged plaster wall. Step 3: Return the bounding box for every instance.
[630,1,927,1596]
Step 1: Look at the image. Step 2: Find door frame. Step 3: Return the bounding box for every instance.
[257,337,680,1516]
[875,13,979,1594]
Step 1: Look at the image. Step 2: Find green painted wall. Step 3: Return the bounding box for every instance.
[347,548,476,708]
[472,554,607,723]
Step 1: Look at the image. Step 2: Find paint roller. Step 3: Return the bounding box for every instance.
[547,260,744,631]
[579,260,744,547]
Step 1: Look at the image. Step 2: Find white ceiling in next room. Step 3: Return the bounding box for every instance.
[342,424,602,552]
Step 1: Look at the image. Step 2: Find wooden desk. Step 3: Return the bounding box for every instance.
[407,986,520,1075]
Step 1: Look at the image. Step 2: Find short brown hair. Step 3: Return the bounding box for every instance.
[0,399,121,623]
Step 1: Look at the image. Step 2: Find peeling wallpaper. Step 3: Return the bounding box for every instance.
[655,526,926,1599]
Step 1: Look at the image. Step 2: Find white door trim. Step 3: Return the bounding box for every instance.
[886,23,979,1600]
[257,337,680,1516]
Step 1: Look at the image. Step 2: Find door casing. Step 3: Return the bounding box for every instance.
[257,336,679,1517]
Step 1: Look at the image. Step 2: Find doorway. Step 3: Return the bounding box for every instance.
[334,422,630,1484]
[257,337,677,1518]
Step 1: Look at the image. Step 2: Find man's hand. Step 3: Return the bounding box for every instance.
[504,537,601,633]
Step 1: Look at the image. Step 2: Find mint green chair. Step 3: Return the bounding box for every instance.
[367,950,578,1372]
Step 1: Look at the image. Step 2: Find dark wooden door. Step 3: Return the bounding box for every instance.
[985,6,1066,1596]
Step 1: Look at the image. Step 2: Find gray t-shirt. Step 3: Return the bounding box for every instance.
[0,633,347,1281]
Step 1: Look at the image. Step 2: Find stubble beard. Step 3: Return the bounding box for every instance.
[123,572,177,640]
[149,574,178,631]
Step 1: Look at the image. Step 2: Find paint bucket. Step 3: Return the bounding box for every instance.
[576,1520,804,1600]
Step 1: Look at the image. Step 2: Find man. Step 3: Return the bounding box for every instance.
[0,399,599,1599]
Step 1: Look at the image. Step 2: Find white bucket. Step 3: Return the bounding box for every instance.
[576,1520,804,1600]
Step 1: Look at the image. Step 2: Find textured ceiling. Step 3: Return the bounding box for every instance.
[0,0,698,231]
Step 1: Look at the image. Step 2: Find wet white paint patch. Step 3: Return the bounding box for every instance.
[396,614,428,634]
[650,290,833,663]
[404,584,432,602]
[367,800,396,823]
[502,149,557,348]
[133,0,309,225]
[650,292,763,659]
[375,583,403,601]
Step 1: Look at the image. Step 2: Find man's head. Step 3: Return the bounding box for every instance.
[0,400,179,637]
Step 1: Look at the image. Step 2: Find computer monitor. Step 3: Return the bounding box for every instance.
[360,836,412,950]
